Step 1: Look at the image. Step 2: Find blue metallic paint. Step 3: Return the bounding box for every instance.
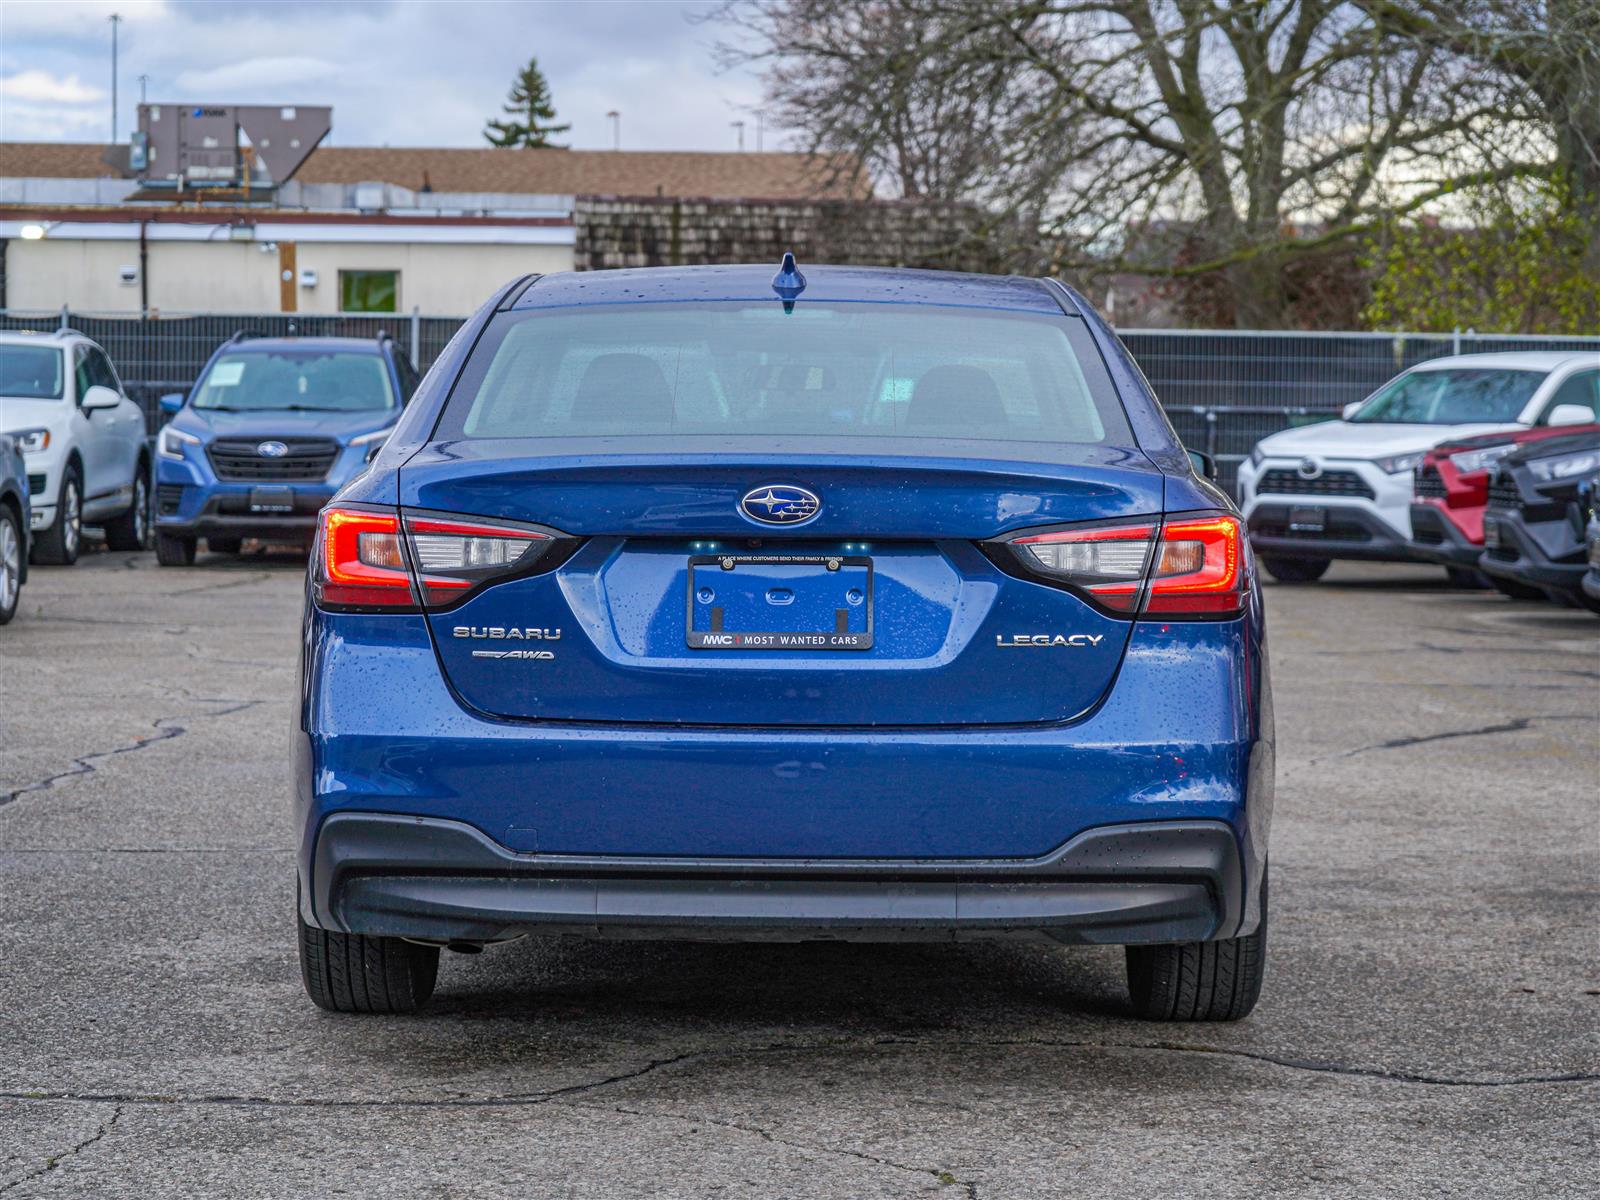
[297,264,1272,944]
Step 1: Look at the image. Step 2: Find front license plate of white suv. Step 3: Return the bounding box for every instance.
[1288,505,1326,533]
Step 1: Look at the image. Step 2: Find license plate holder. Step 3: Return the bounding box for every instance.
[687,554,873,650]
[248,485,295,514]
[1288,505,1327,534]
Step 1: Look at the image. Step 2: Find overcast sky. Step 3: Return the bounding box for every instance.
[0,0,780,151]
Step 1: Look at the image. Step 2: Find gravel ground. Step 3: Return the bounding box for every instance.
[1,547,1595,1198]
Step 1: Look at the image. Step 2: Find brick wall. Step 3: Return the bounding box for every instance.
[573,196,1015,274]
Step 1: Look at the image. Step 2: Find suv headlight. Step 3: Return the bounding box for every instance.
[158,426,201,461]
[1448,444,1515,474]
[15,428,50,453]
[1526,448,1600,482]
[1374,451,1424,474]
[350,426,394,463]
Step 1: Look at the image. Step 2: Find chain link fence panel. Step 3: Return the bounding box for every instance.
[4,310,1596,493]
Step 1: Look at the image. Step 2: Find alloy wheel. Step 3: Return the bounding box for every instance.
[0,516,18,611]
[63,479,81,557]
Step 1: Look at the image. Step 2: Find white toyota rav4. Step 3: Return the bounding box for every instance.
[1237,351,1600,582]
[0,329,151,564]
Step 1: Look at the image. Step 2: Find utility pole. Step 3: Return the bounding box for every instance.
[731,120,745,152]
[606,110,620,151]
[138,74,149,104]
[109,13,122,141]
[755,111,765,152]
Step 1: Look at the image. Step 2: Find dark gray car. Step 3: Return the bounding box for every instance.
[0,433,31,624]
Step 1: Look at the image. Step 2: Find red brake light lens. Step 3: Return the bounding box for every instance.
[1003,513,1247,619]
[1146,515,1246,616]
[315,508,416,609]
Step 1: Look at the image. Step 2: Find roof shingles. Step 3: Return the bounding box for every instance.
[0,141,866,201]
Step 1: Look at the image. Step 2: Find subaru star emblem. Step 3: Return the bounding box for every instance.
[1296,456,1322,480]
[257,441,289,458]
[740,484,821,525]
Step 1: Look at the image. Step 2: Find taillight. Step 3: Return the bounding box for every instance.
[313,507,567,612]
[315,507,416,610]
[403,514,554,607]
[1000,513,1248,619]
[1011,524,1156,613]
[1145,515,1246,616]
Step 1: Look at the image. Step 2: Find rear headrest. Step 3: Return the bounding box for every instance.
[906,364,1005,430]
[572,353,675,425]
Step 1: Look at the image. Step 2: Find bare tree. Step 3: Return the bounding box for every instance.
[717,1,1551,327]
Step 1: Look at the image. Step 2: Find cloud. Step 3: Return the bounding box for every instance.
[0,0,784,151]
[174,55,340,94]
[0,69,106,104]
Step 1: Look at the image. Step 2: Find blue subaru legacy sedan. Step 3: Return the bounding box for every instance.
[154,333,421,564]
[295,261,1273,1020]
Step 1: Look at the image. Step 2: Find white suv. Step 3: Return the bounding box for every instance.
[1237,351,1600,582]
[0,330,151,564]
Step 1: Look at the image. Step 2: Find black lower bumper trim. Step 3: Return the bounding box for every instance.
[1479,512,1589,596]
[1248,503,1423,563]
[304,814,1247,946]
[1407,503,1483,567]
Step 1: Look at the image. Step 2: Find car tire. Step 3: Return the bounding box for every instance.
[30,461,83,566]
[1487,575,1544,601]
[0,504,22,625]
[298,912,440,1014]
[206,536,244,555]
[155,533,197,566]
[1260,556,1330,584]
[103,464,151,551]
[1125,868,1267,1022]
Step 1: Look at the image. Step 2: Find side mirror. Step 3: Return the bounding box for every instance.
[1187,448,1219,481]
[1547,403,1593,428]
[159,393,185,415]
[1341,401,1364,420]
[82,384,121,410]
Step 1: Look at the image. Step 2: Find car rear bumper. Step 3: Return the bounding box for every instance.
[301,813,1246,945]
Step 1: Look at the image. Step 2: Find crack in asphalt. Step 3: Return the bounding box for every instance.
[1,1036,1593,1116]
[158,572,279,597]
[1326,714,1591,761]
[0,1102,122,1196]
[0,701,263,810]
[574,1099,979,1196]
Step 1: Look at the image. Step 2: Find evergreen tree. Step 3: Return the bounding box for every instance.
[484,57,570,148]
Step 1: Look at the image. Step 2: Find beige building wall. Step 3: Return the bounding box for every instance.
[5,236,573,314]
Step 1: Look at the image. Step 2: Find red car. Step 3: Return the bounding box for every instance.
[1411,423,1600,593]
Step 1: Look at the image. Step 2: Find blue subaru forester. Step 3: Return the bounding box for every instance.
[154,333,421,564]
[295,262,1273,1020]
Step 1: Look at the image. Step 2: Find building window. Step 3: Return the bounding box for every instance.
[340,270,398,313]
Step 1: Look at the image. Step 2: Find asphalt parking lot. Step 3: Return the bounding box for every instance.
[1,548,1595,1198]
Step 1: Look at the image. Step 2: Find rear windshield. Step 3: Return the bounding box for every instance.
[0,345,65,399]
[438,302,1130,446]
[192,350,395,412]
[1351,368,1544,424]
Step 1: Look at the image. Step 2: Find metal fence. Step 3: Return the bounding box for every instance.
[4,309,1597,493]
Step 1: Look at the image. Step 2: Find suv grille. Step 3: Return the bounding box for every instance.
[208,438,338,482]
[1487,477,1522,510]
[1414,467,1446,499]
[1258,468,1375,499]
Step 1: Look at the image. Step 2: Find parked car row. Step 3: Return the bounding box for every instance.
[1238,351,1600,613]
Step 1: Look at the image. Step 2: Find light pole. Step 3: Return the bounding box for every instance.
[109,13,122,141]
[606,110,620,151]
[731,120,745,152]
[138,74,149,105]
